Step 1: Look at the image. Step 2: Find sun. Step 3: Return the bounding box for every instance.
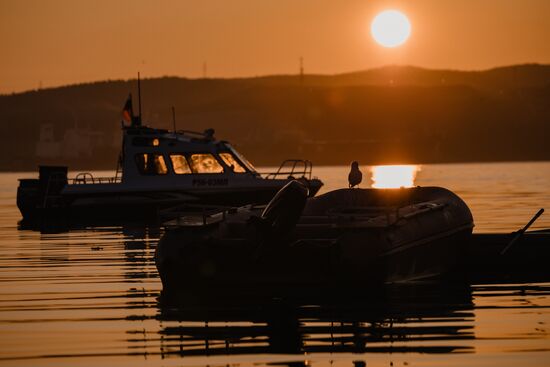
[371,10,411,48]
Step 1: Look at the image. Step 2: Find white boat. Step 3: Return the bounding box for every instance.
[17,91,323,226]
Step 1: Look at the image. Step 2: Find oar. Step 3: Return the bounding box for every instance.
[500,208,544,255]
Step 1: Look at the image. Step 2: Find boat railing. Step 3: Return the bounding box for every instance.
[71,172,122,185]
[263,159,313,180]
[299,202,446,228]
[161,203,255,225]
[162,201,445,228]
[297,206,399,228]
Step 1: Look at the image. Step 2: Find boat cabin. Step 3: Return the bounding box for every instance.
[118,126,259,184]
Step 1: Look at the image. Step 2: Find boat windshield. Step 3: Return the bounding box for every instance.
[189,153,224,174]
[226,144,257,173]
[219,153,246,173]
[170,154,192,174]
[135,153,168,175]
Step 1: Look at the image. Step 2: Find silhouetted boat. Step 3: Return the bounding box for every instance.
[16,94,323,227]
[467,229,550,284]
[155,181,474,293]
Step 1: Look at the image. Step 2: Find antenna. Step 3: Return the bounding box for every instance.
[172,106,176,133]
[137,72,142,126]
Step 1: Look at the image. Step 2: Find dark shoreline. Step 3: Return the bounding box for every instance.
[2,64,549,173]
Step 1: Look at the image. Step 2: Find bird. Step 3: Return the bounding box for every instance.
[348,161,362,188]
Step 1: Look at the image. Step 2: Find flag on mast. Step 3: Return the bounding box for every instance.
[122,94,134,126]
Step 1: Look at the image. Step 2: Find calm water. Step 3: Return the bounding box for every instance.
[1,162,549,366]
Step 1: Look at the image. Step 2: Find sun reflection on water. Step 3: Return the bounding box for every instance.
[371,165,421,188]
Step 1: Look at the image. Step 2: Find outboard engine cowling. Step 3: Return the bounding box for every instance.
[261,180,309,236]
[39,166,68,199]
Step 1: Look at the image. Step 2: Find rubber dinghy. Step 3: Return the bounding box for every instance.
[155,181,474,293]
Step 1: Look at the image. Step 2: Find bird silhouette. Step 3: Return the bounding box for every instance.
[348,161,362,188]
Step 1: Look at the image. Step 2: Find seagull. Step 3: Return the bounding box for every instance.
[348,161,362,188]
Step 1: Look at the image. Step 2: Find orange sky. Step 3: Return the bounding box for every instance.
[1,0,549,94]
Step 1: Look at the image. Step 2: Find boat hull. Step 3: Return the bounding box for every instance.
[156,187,474,294]
[466,231,550,284]
[17,179,323,227]
[156,226,472,295]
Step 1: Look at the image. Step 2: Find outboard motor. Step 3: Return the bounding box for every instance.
[17,165,68,226]
[38,165,68,205]
[260,180,309,237]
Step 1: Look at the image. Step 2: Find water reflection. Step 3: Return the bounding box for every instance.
[0,225,162,362]
[371,165,421,188]
[4,222,550,365]
[150,284,475,359]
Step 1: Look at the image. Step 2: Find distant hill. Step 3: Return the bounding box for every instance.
[1,64,549,171]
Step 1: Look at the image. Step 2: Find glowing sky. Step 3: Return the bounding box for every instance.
[1,0,549,93]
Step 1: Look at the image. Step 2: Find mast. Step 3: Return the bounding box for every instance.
[137,72,142,126]
[172,106,176,132]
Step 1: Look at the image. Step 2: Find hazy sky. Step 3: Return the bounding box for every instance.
[1,0,549,93]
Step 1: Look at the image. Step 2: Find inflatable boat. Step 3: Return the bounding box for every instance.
[155,181,474,292]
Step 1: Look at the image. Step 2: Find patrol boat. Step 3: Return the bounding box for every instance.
[17,94,323,226]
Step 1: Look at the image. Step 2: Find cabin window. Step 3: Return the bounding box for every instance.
[170,154,192,174]
[135,154,168,175]
[133,137,160,147]
[227,145,257,172]
[189,154,224,174]
[219,152,246,173]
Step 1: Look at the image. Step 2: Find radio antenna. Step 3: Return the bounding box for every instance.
[137,72,142,125]
[172,106,176,132]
